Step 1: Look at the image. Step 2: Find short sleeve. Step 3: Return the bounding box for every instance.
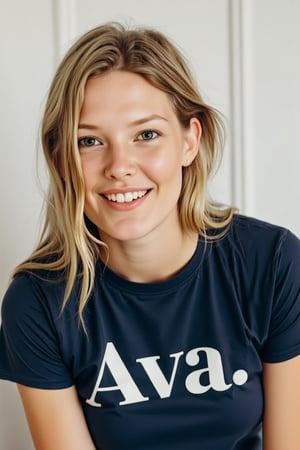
[261,230,300,363]
[0,274,74,389]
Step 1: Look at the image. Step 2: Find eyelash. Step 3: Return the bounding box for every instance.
[78,137,101,148]
[78,129,160,149]
[136,130,160,141]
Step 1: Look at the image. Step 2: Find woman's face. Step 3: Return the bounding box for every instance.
[78,70,200,245]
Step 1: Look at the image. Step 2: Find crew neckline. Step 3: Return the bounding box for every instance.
[96,237,206,295]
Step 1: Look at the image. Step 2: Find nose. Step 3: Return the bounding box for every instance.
[104,143,137,180]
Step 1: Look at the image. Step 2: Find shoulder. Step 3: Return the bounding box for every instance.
[229,214,290,242]
[223,214,299,261]
[209,214,300,298]
[0,272,76,389]
[5,268,66,296]
[1,268,73,323]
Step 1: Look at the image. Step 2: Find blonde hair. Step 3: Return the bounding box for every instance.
[14,22,236,323]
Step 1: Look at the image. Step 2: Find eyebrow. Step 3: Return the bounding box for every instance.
[78,114,168,130]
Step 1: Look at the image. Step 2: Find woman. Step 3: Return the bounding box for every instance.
[0,23,299,450]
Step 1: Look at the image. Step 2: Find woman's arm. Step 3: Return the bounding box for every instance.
[263,355,300,450]
[17,384,96,450]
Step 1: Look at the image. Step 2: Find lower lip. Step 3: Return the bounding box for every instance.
[101,191,150,211]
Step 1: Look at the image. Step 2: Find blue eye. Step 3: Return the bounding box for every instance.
[78,137,101,148]
[137,130,159,141]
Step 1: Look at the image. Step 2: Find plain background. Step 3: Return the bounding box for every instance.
[0,0,299,448]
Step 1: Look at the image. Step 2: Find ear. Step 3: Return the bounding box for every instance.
[182,117,202,167]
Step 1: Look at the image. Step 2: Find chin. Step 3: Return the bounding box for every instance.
[100,222,152,243]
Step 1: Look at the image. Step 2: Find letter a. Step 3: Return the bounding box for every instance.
[185,347,232,394]
[86,342,149,407]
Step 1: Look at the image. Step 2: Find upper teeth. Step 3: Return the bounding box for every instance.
[105,190,147,203]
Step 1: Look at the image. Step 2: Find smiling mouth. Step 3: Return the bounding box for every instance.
[103,190,148,203]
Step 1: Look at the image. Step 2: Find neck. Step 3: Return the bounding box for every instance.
[99,229,198,283]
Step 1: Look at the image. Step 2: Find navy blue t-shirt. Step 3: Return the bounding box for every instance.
[1,215,300,449]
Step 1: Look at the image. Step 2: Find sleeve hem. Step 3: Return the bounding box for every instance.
[0,371,74,390]
[261,346,300,363]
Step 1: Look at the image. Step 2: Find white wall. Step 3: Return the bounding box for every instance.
[0,1,299,448]
[0,1,55,448]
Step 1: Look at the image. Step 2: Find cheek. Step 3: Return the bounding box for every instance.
[145,147,183,179]
[80,157,99,189]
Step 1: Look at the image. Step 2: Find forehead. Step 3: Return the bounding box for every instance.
[80,70,174,121]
